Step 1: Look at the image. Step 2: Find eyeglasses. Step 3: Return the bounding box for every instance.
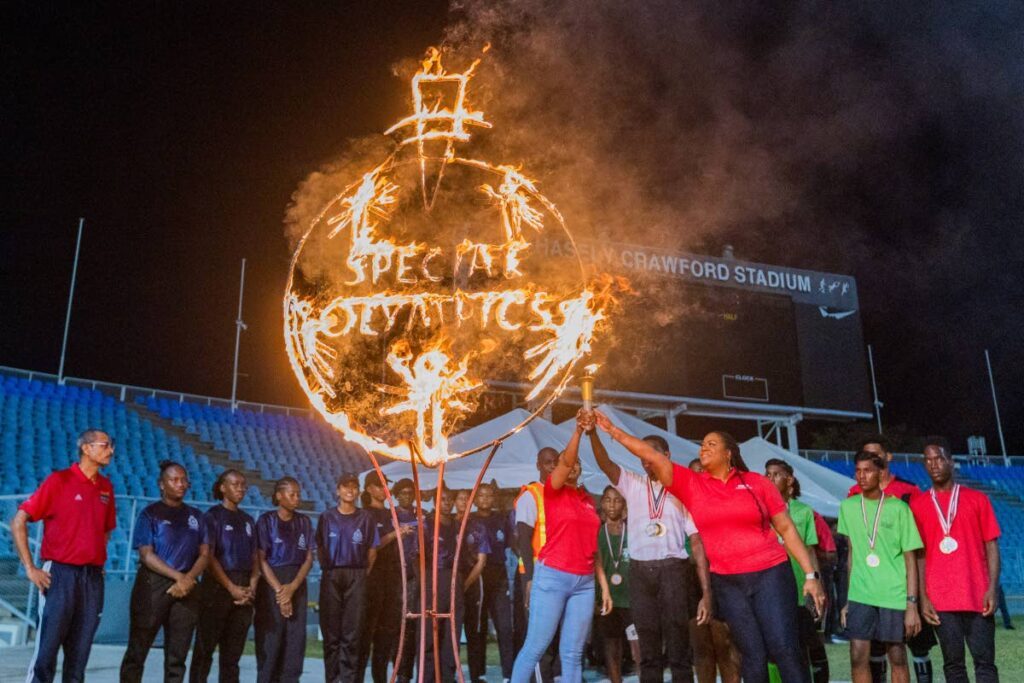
[88,441,115,450]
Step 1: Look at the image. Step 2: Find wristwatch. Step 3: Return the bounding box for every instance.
[907,596,918,604]
[805,571,821,581]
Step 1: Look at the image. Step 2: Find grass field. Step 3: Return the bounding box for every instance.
[246,618,1024,681]
[823,619,1024,682]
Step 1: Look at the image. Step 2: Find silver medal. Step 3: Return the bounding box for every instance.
[939,536,959,554]
[866,553,881,568]
[610,573,623,586]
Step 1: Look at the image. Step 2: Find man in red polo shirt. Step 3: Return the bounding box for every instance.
[912,436,1000,682]
[11,427,117,683]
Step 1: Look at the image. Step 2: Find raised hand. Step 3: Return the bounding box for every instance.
[576,407,595,433]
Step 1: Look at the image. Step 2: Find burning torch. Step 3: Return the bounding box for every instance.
[580,364,599,432]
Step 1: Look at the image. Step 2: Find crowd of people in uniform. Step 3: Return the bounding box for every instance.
[10,407,1004,683]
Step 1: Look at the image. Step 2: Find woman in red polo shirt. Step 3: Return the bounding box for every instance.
[594,412,825,683]
[511,411,611,683]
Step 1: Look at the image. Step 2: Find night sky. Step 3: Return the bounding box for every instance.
[3,2,1022,452]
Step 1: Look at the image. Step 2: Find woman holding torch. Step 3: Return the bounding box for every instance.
[510,410,612,683]
[592,413,826,683]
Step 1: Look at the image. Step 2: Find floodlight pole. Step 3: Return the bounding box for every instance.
[867,344,883,434]
[57,217,85,385]
[230,258,247,411]
[984,349,1008,465]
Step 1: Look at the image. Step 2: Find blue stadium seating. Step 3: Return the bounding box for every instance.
[0,373,259,570]
[139,397,370,508]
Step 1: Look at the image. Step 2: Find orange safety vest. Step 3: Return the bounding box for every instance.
[515,481,546,574]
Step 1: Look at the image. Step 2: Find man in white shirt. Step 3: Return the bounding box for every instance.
[590,429,711,683]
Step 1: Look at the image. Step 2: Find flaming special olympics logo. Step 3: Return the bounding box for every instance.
[285,47,613,466]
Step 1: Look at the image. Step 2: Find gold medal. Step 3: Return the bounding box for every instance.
[645,521,665,537]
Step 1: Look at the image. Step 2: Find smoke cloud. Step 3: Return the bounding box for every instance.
[285,0,1024,443]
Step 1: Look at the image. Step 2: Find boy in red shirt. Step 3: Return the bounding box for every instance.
[911,437,1000,683]
[12,428,117,683]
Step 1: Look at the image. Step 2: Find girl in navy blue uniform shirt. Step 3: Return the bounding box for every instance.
[120,461,209,683]
[420,487,471,683]
[466,482,515,681]
[317,473,380,683]
[256,477,314,683]
[189,469,260,683]
[455,489,491,667]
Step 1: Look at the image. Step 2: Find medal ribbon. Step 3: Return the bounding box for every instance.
[647,479,668,521]
[929,484,961,537]
[603,523,626,570]
[860,491,886,551]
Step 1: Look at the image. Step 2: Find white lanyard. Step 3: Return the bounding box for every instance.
[929,484,961,537]
[603,523,626,571]
[860,491,886,551]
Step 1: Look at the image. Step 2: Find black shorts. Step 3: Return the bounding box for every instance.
[596,606,633,641]
[846,601,905,643]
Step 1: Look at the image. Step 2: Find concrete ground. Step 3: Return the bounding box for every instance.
[0,644,549,682]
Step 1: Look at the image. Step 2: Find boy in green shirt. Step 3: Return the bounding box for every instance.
[596,486,640,683]
[766,459,828,683]
[838,450,923,683]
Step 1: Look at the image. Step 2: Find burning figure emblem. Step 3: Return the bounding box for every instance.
[285,47,610,465]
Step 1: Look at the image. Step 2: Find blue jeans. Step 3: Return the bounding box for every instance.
[711,560,809,683]
[511,562,594,683]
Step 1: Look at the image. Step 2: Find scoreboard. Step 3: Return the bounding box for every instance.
[535,238,873,416]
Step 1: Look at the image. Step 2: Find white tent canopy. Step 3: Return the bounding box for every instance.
[739,437,854,517]
[365,406,657,492]
[560,405,700,462]
[366,409,571,490]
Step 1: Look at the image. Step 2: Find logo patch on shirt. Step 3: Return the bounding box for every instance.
[352,528,364,544]
[161,520,172,525]
[245,522,252,536]
[74,494,83,501]
[298,533,307,550]
[225,524,234,532]
[735,484,752,490]
[329,532,338,538]
[274,537,284,544]
[496,530,505,543]
[99,493,110,505]
[188,515,199,531]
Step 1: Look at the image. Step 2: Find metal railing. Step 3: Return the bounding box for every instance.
[800,449,1024,467]
[0,365,312,418]
[0,493,325,629]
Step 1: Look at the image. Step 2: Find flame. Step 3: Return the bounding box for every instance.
[384,47,491,153]
[285,46,618,466]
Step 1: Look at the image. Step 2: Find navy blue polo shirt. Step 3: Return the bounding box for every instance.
[133,501,207,573]
[461,516,493,573]
[421,516,459,570]
[471,511,512,567]
[316,508,380,569]
[205,504,256,573]
[365,506,419,573]
[256,511,314,568]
